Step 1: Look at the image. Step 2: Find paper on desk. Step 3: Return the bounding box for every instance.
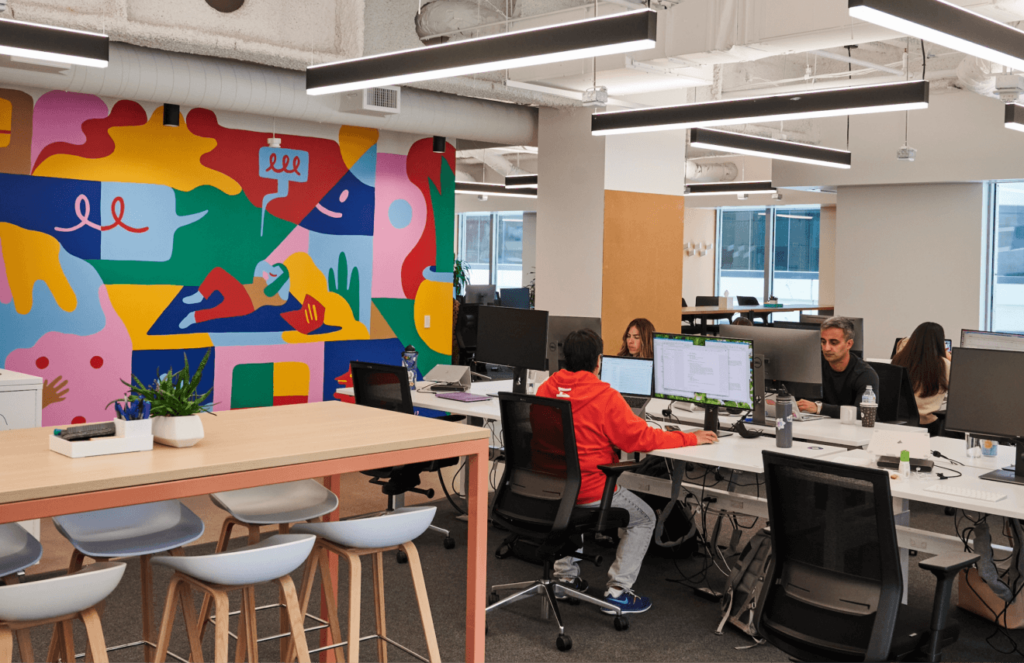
[866,429,930,460]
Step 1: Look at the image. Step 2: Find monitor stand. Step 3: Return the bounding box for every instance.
[703,405,719,433]
[979,438,1024,486]
[512,367,529,395]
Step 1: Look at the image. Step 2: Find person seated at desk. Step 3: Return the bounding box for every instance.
[617,318,654,359]
[797,316,879,418]
[732,316,754,327]
[537,329,716,614]
[891,322,951,426]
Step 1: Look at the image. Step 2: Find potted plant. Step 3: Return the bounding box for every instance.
[453,257,470,303]
[120,350,215,448]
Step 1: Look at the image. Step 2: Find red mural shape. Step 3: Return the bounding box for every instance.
[401,138,455,300]
[187,109,348,224]
[32,100,148,172]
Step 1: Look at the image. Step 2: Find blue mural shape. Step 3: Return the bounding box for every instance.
[299,168,374,236]
[148,287,340,336]
[0,173,101,260]
[259,145,308,236]
[131,347,216,407]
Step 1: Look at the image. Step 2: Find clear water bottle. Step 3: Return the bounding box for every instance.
[401,345,418,390]
[862,385,877,405]
[860,385,878,428]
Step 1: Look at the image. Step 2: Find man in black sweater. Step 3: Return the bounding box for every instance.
[797,316,879,419]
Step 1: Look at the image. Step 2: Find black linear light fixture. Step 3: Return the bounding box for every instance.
[455,181,538,199]
[1006,103,1024,132]
[0,18,108,68]
[307,9,656,96]
[684,181,776,197]
[505,174,538,189]
[690,128,852,170]
[592,80,930,136]
[849,0,1024,71]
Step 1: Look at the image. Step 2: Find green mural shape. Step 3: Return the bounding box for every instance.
[372,297,449,376]
[329,252,360,322]
[432,159,456,274]
[231,363,274,409]
[89,187,295,285]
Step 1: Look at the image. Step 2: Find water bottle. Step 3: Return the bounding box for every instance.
[401,345,418,390]
[862,385,877,405]
[860,385,877,428]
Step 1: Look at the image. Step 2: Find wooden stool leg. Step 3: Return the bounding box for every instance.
[81,607,109,663]
[0,625,13,663]
[278,576,310,663]
[372,553,387,663]
[47,550,88,661]
[14,629,32,663]
[339,550,361,663]
[153,576,181,663]
[235,589,248,663]
[198,520,236,643]
[60,620,76,663]
[213,590,232,663]
[277,524,291,661]
[400,543,441,663]
[318,548,343,657]
[284,549,319,663]
[177,581,204,663]
[243,587,259,663]
[141,554,155,663]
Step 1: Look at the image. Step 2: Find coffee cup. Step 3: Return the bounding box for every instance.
[840,405,858,425]
[860,402,878,428]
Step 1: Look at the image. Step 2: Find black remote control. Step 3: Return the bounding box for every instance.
[59,422,117,441]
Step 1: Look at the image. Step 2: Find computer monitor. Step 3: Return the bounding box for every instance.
[652,332,754,432]
[960,329,1024,352]
[476,306,549,394]
[946,347,1024,486]
[797,314,864,356]
[465,284,497,306]
[720,324,823,400]
[546,316,602,373]
[499,287,531,309]
[600,355,653,397]
[890,337,952,359]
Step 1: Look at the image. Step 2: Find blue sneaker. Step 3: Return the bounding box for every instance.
[600,588,651,614]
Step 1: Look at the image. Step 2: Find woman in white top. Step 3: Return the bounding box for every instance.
[891,322,952,426]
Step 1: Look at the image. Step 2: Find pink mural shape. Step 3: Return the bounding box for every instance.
[265,225,311,265]
[373,153,427,298]
[212,342,324,413]
[6,287,132,426]
[30,91,109,169]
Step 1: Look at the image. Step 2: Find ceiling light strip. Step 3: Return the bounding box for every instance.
[849,0,1024,72]
[0,18,109,68]
[689,128,852,170]
[505,174,538,189]
[307,9,656,95]
[684,181,777,196]
[592,80,929,136]
[455,181,538,199]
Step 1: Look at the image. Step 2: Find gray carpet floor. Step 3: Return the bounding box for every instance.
[9,492,1024,662]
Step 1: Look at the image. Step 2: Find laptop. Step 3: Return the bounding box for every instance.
[601,355,654,416]
[422,364,471,392]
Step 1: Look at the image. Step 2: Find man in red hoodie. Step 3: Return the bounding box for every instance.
[537,329,716,614]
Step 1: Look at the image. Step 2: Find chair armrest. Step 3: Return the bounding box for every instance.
[919,552,978,576]
[595,461,643,532]
[920,552,979,660]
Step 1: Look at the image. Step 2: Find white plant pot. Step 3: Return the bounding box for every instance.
[152,415,204,448]
[114,418,153,438]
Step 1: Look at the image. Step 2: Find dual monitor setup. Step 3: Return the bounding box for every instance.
[464,284,531,309]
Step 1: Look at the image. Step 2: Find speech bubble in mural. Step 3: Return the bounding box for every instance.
[98,183,207,262]
[258,145,308,236]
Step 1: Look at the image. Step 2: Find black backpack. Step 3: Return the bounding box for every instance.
[633,456,698,558]
[715,528,771,646]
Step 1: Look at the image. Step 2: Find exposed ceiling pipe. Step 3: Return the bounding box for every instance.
[809,50,904,77]
[461,149,530,177]
[685,160,738,183]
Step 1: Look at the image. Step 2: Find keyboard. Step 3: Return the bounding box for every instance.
[924,483,1007,503]
[624,395,649,409]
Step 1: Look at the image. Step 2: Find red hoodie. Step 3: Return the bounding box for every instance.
[536,369,699,504]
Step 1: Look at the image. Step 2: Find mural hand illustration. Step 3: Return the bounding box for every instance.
[42,375,69,408]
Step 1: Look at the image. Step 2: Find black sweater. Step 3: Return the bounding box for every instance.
[820,353,880,419]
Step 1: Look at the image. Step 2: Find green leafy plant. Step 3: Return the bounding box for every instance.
[117,349,216,417]
[453,257,470,299]
[328,251,360,321]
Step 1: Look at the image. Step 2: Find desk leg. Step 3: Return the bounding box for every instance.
[465,442,488,663]
[894,497,910,604]
[320,475,342,663]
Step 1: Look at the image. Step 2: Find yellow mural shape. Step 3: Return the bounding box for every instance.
[274,362,309,397]
[0,222,76,315]
[0,98,11,149]
[34,110,241,194]
[414,279,454,354]
[106,284,213,350]
[339,126,378,170]
[281,252,369,343]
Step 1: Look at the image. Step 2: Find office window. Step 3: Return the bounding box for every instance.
[718,208,766,301]
[457,212,524,288]
[773,207,821,305]
[992,183,1024,332]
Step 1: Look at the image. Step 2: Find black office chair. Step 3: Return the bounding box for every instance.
[868,361,920,426]
[487,392,640,651]
[736,295,770,325]
[681,298,697,330]
[455,303,479,366]
[756,452,978,662]
[695,296,732,335]
[350,361,463,552]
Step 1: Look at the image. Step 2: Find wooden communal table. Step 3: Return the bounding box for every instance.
[0,401,490,663]
[681,304,834,333]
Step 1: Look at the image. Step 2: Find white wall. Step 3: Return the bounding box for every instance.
[835,183,988,358]
[818,205,836,306]
[682,208,716,304]
[605,131,688,196]
[522,212,537,290]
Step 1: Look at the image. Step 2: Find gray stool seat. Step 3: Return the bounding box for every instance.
[0,524,42,578]
[293,506,435,549]
[53,500,204,558]
[210,480,339,525]
[153,534,315,586]
[0,562,125,622]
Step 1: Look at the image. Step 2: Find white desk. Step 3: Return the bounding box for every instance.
[651,437,845,474]
[336,380,509,422]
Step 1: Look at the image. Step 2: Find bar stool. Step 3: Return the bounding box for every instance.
[51,500,205,662]
[0,523,43,583]
[200,480,339,655]
[152,533,316,663]
[0,562,126,663]
[289,506,441,663]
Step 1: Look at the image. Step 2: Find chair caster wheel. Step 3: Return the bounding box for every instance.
[444,536,456,549]
[567,597,580,606]
[489,591,499,605]
[614,615,629,631]
[397,549,408,564]
[945,506,956,516]
[556,634,572,651]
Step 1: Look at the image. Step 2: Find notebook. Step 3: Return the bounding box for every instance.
[434,392,491,403]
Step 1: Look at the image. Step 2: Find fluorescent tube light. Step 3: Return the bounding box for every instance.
[455,181,538,199]
[689,128,852,170]
[307,9,657,95]
[0,18,108,68]
[684,181,777,197]
[505,174,538,189]
[849,0,1024,72]
[1006,103,1024,133]
[592,80,929,136]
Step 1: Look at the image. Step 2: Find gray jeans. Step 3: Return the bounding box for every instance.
[553,488,655,592]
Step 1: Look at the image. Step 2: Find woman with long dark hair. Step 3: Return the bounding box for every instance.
[892,322,952,425]
[618,318,655,359]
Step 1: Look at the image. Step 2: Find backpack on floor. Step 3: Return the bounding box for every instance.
[716,528,771,646]
[633,456,698,558]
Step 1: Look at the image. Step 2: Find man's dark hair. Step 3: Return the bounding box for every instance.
[563,329,603,373]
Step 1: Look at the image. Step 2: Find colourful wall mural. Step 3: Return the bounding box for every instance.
[0,89,455,426]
